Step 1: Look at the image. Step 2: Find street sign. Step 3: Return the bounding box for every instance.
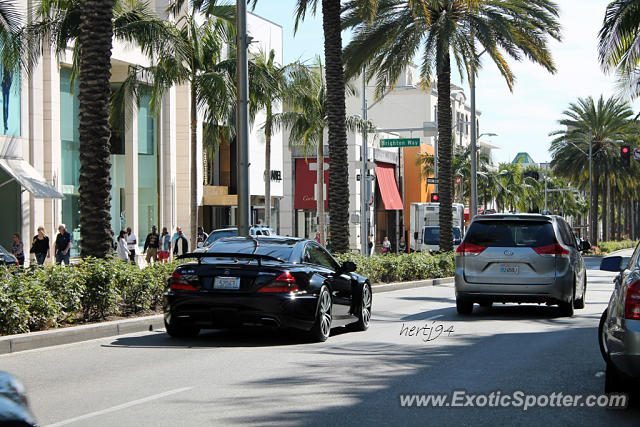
[634,147,640,161]
[427,177,439,184]
[380,138,420,148]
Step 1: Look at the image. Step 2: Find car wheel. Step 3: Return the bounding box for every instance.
[479,301,493,309]
[350,283,372,332]
[164,318,200,338]
[559,287,575,317]
[456,297,473,315]
[598,309,611,364]
[309,286,332,342]
[605,362,628,394]
[574,276,586,309]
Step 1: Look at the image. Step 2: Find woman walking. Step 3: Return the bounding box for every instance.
[31,227,50,265]
[116,230,130,261]
[11,233,24,266]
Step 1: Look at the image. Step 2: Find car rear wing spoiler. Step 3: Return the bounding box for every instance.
[474,214,552,222]
[177,252,284,265]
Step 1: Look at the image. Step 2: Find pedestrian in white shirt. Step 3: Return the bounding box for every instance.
[116,230,130,261]
[126,226,137,264]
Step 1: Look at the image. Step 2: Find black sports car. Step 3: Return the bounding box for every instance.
[0,245,18,266]
[163,236,372,342]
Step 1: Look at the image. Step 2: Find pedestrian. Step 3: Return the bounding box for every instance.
[144,226,160,264]
[315,231,321,243]
[173,226,181,245]
[196,226,209,248]
[116,230,130,261]
[173,228,189,257]
[31,226,50,265]
[158,227,171,263]
[54,224,72,265]
[382,236,391,255]
[326,233,332,252]
[126,226,137,264]
[398,236,406,253]
[368,235,374,255]
[11,233,24,266]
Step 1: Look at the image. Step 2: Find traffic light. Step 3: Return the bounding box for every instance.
[431,193,439,202]
[621,145,631,167]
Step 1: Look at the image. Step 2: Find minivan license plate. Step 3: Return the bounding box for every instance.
[500,265,519,274]
[214,276,241,290]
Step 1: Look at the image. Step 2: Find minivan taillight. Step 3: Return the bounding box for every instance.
[170,271,196,291]
[455,242,486,256]
[533,243,569,258]
[258,271,299,293]
[625,280,640,320]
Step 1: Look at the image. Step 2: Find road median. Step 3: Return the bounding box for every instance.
[0,277,453,355]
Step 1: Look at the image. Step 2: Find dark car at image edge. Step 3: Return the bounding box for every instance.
[163,236,372,342]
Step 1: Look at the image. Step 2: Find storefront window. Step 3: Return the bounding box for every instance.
[137,87,158,243]
[0,53,20,136]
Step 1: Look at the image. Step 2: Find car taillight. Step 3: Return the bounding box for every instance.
[455,242,486,256]
[170,271,196,291]
[258,271,299,293]
[625,280,640,320]
[533,243,569,258]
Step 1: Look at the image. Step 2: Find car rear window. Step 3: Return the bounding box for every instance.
[464,220,555,247]
[207,239,295,261]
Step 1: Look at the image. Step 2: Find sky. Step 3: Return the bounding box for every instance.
[250,0,636,164]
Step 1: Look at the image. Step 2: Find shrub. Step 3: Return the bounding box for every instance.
[597,240,637,254]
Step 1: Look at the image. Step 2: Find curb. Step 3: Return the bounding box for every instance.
[0,277,453,355]
[0,314,164,355]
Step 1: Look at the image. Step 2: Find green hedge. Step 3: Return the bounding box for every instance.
[596,240,638,254]
[334,251,455,284]
[0,258,178,336]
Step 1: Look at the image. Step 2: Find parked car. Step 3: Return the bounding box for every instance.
[598,248,640,396]
[455,214,590,316]
[0,371,37,426]
[196,225,276,250]
[0,245,18,266]
[164,236,372,342]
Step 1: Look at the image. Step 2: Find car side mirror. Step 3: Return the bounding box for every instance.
[600,256,623,272]
[197,242,204,248]
[340,261,357,273]
[579,240,591,252]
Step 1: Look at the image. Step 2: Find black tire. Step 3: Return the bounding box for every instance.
[309,286,332,342]
[456,297,473,315]
[350,283,372,332]
[598,309,611,364]
[164,318,200,338]
[605,362,628,394]
[479,301,493,309]
[574,276,586,309]
[559,287,575,317]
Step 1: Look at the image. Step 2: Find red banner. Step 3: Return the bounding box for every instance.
[294,158,329,210]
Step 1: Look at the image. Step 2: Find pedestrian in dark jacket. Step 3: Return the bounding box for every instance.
[31,227,50,265]
[144,226,160,264]
[173,230,189,256]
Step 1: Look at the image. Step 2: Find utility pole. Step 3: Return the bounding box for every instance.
[470,53,478,221]
[589,135,594,244]
[361,73,369,255]
[236,0,250,237]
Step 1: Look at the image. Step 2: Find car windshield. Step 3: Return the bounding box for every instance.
[0,245,10,258]
[465,220,555,247]
[423,227,461,245]
[205,238,297,262]
[204,230,238,247]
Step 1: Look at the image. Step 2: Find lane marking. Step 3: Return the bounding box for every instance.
[45,387,192,427]
[425,315,444,321]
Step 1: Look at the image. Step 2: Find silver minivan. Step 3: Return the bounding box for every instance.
[455,214,590,316]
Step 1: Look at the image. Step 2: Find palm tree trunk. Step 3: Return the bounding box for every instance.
[591,169,599,246]
[77,0,115,258]
[317,134,325,245]
[603,178,609,241]
[322,0,349,253]
[609,185,615,241]
[190,81,198,249]
[436,47,453,252]
[264,104,272,228]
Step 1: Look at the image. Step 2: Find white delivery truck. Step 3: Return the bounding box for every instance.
[409,202,465,252]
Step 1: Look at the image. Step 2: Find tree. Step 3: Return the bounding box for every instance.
[343,0,561,251]
[0,0,19,34]
[549,95,635,245]
[273,62,373,243]
[598,0,640,97]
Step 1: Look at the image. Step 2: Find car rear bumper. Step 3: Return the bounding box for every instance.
[454,268,574,304]
[609,318,640,379]
[163,291,318,331]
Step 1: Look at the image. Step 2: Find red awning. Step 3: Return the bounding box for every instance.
[375,163,403,210]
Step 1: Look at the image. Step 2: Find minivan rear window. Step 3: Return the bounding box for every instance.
[464,220,555,247]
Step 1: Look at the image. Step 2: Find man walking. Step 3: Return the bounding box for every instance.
[173,228,189,257]
[197,226,209,248]
[126,226,137,264]
[55,224,72,265]
[158,227,171,263]
[144,226,160,265]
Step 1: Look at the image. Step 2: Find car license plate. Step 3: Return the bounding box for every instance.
[500,265,519,274]
[214,276,241,290]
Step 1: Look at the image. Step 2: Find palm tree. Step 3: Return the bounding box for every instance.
[342,0,561,251]
[549,95,635,245]
[273,62,373,243]
[0,0,19,34]
[598,0,640,97]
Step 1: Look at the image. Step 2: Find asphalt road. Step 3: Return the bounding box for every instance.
[1,255,639,426]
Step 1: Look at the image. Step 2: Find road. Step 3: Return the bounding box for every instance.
[1,255,639,426]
